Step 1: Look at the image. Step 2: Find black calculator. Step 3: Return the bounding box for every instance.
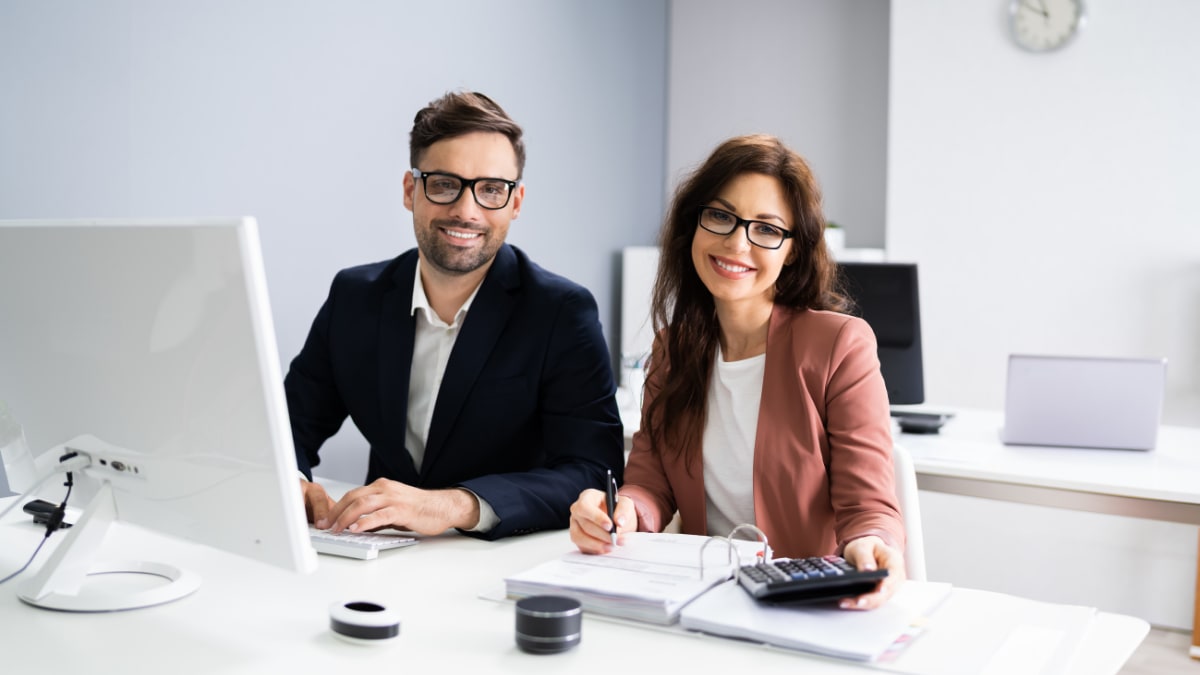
[736,555,887,605]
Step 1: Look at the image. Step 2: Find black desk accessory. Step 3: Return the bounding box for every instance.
[891,410,955,434]
[22,498,71,528]
[515,595,582,654]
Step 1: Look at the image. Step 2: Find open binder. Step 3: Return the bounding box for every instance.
[501,531,1102,670]
[680,577,952,662]
[503,532,763,625]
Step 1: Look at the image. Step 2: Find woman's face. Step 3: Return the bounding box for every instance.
[690,172,794,312]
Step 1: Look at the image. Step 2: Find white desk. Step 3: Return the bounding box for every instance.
[0,496,1146,674]
[896,408,1200,656]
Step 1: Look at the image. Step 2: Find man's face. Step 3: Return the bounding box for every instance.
[403,131,525,277]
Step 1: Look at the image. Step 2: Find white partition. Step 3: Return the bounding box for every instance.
[620,246,660,369]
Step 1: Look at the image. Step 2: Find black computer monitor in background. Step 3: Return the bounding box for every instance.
[837,262,924,405]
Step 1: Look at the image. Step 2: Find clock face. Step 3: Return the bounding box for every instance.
[1009,0,1085,52]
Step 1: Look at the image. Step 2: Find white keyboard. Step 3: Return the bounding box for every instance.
[309,528,419,560]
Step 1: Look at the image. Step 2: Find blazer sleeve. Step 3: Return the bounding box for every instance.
[617,339,678,533]
[283,279,350,480]
[457,285,624,540]
[824,317,906,553]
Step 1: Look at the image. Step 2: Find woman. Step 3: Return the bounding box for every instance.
[569,134,905,609]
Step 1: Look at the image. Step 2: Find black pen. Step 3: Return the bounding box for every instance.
[605,469,618,546]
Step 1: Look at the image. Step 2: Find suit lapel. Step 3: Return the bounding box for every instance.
[420,245,520,478]
[378,252,419,480]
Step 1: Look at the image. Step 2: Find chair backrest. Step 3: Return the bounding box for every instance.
[891,442,927,581]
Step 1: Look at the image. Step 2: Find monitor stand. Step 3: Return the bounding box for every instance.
[17,481,200,612]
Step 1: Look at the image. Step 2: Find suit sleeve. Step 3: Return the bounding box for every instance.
[283,280,350,480]
[824,318,906,553]
[457,286,624,539]
[616,338,678,533]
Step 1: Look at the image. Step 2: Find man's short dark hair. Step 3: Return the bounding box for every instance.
[409,91,526,178]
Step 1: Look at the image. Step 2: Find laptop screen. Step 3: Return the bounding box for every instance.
[1002,354,1167,451]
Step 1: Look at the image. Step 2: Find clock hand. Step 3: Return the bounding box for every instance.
[1019,0,1049,19]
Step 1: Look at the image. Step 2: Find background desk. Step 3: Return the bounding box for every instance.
[896,408,1200,656]
[0,496,1146,674]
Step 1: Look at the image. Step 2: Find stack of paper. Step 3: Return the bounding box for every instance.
[679,578,953,662]
[504,532,765,625]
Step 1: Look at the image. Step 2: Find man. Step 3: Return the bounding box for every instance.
[285,91,623,540]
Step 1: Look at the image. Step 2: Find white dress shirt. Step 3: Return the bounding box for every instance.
[406,260,499,531]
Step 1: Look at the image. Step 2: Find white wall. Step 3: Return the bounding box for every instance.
[0,0,668,483]
[890,1,1200,629]
[667,0,890,249]
[888,1,1200,425]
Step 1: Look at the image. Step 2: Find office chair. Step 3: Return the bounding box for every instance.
[891,442,927,582]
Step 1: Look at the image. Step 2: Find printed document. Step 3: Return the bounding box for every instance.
[504,532,764,625]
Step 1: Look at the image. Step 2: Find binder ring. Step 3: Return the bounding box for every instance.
[697,523,771,579]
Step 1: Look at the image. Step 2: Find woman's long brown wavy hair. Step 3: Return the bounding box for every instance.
[642,134,850,466]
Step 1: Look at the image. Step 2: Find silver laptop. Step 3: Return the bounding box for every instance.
[1002,354,1167,451]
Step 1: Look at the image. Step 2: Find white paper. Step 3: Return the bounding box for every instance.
[561,531,764,579]
[504,532,765,625]
[679,579,954,662]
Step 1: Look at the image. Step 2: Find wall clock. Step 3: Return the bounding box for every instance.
[1008,0,1085,52]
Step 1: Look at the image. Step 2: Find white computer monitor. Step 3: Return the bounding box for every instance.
[0,217,317,611]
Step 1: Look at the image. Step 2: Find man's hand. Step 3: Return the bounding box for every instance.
[317,478,481,536]
[300,478,337,526]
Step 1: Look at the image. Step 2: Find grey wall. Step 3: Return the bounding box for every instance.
[0,1,887,483]
[0,0,668,481]
[668,0,890,249]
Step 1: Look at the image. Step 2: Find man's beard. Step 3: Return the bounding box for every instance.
[415,218,501,275]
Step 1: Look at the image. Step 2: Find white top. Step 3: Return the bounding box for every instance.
[407,261,497,531]
[702,347,764,538]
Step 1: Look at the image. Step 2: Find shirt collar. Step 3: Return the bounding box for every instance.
[410,258,481,328]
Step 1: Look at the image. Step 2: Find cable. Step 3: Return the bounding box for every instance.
[0,450,90,522]
[0,536,51,585]
[48,470,74,534]
[0,469,75,586]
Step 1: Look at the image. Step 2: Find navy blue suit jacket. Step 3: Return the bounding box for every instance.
[284,244,624,539]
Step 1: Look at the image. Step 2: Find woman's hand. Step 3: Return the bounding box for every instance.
[839,535,907,610]
[568,488,637,554]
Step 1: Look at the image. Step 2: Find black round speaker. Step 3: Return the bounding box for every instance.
[514,595,582,654]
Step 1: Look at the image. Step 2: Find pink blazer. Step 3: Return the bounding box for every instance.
[621,305,904,559]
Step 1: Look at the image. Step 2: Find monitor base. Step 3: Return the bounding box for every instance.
[19,560,200,612]
[16,478,201,612]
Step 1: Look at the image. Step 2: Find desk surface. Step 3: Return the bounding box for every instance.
[898,408,1200,515]
[0,497,1146,675]
[896,407,1200,654]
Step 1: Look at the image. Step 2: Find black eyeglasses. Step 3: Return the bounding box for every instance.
[412,169,519,210]
[697,206,794,250]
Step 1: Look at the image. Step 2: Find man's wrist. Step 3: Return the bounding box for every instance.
[448,488,483,530]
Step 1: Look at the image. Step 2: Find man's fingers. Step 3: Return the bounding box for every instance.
[302,481,333,527]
